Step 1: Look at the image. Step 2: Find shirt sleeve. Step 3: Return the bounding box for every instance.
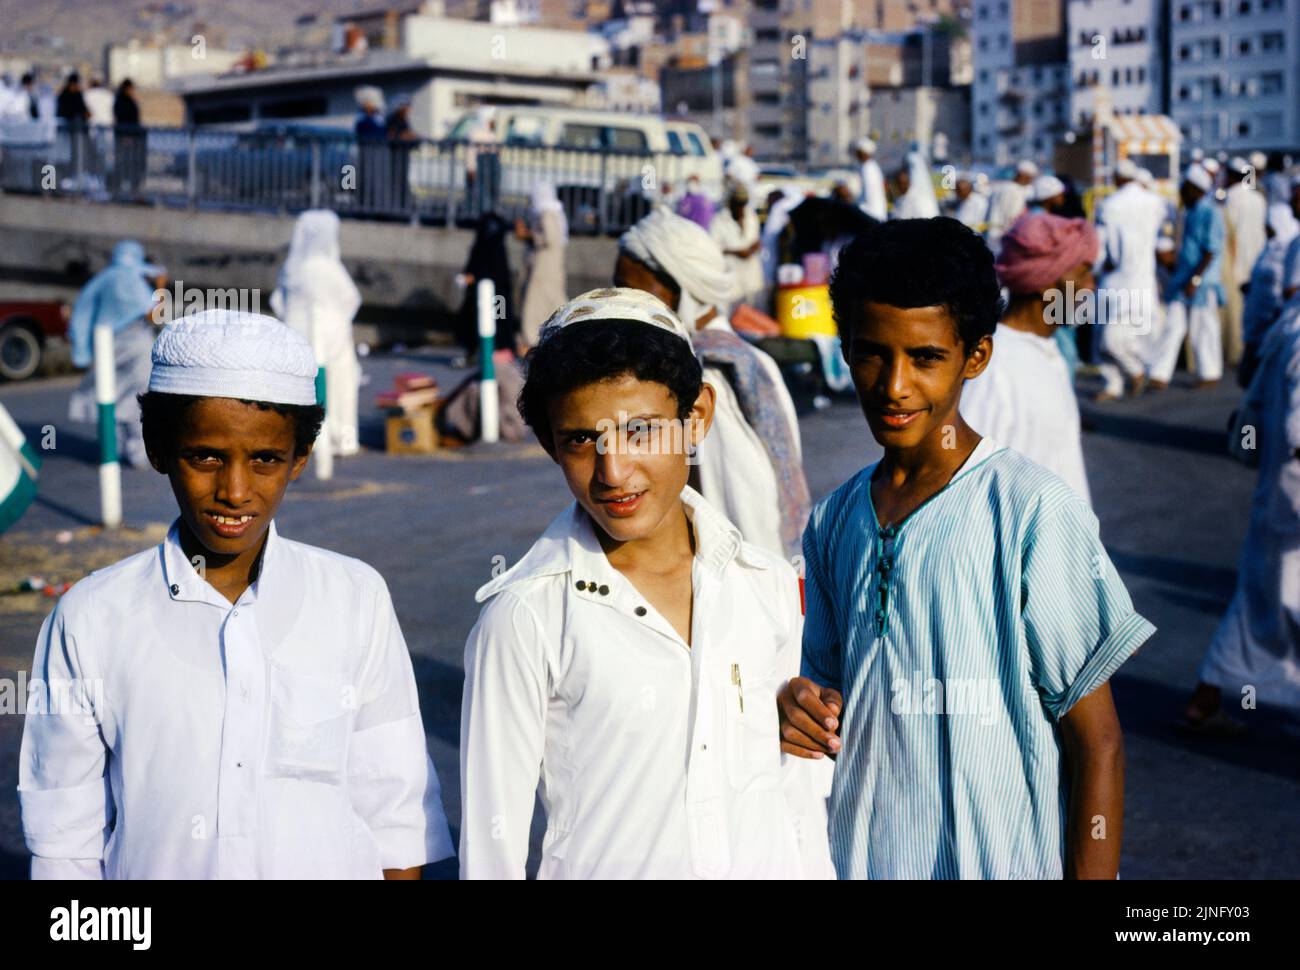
[347,578,454,871]
[799,514,843,694]
[18,601,112,879]
[459,590,549,880]
[1021,493,1156,720]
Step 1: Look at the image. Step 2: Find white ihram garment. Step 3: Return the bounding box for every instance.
[271,210,364,456]
[1096,181,1165,395]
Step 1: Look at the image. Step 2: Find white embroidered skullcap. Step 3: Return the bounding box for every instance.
[1228,156,1252,176]
[149,308,318,406]
[1249,151,1268,172]
[1183,163,1214,192]
[538,287,694,346]
[1136,167,1154,187]
[1114,158,1140,181]
[1201,157,1221,175]
[1016,159,1039,177]
[1031,174,1066,201]
[855,137,877,155]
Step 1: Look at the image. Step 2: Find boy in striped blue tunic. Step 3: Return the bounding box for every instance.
[778,219,1155,879]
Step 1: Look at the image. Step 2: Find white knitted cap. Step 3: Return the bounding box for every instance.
[148,309,318,406]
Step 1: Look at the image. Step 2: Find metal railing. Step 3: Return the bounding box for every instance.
[0,121,721,235]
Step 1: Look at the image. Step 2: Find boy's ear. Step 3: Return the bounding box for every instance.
[688,381,716,448]
[146,447,168,475]
[962,334,993,381]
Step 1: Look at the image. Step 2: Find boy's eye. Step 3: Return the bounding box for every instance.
[564,433,594,448]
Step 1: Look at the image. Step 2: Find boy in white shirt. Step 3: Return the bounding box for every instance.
[18,309,453,879]
[459,287,832,879]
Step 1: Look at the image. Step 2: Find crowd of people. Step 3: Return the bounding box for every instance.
[15,124,1300,879]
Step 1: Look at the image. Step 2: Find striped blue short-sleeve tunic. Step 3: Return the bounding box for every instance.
[801,438,1155,879]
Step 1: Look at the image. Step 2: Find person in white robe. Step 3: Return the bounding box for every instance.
[710,183,766,307]
[984,159,1037,253]
[1094,160,1167,399]
[1183,299,1300,729]
[854,138,887,221]
[760,186,805,288]
[950,171,989,232]
[617,208,809,557]
[1222,157,1269,367]
[20,310,453,878]
[890,150,940,220]
[271,209,363,457]
[962,210,1100,504]
[1148,164,1228,388]
[1240,203,1300,385]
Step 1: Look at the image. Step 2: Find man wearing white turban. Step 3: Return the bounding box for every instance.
[854,138,887,221]
[616,208,809,557]
[271,210,363,456]
[984,159,1037,253]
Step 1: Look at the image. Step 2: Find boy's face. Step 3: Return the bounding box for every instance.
[149,397,309,560]
[845,301,991,450]
[614,252,679,315]
[545,374,714,545]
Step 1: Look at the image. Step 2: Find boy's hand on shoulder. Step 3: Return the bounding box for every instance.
[778,677,843,759]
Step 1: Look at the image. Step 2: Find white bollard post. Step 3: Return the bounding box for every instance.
[94,324,122,529]
[477,278,499,444]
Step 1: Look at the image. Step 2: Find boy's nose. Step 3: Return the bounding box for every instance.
[594,436,634,487]
[215,462,254,505]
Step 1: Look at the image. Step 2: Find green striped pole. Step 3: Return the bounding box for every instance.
[94,324,122,528]
[476,278,499,443]
[313,363,332,480]
[0,402,39,534]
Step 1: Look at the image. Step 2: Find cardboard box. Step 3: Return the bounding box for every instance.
[385,406,439,455]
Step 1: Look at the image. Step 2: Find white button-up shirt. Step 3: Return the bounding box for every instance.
[460,486,833,880]
[19,521,453,879]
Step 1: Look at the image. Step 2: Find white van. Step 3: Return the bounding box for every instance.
[436,106,723,229]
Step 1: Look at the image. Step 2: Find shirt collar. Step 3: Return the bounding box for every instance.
[162,517,281,607]
[474,485,767,603]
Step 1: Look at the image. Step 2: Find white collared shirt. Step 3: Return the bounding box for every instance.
[19,521,453,879]
[459,486,834,880]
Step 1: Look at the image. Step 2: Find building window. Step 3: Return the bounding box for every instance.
[1238,119,1250,135]
[1261,32,1284,52]
[1238,38,1251,54]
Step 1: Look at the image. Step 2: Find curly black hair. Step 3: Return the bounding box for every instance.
[519,319,703,447]
[828,217,1003,353]
[137,391,324,461]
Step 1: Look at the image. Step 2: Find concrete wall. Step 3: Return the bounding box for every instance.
[0,195,617,344]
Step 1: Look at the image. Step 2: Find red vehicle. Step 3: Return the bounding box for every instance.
[0,300,71,381]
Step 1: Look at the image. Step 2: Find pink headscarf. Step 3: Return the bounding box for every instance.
[995,212,1099,295]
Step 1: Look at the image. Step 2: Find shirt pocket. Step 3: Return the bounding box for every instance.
[719,659,782,793]
[264,666,350,785]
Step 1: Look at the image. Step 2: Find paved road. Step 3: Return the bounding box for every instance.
[1,353,1296,879]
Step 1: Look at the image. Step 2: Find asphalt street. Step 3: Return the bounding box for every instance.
[1,351,1296,879]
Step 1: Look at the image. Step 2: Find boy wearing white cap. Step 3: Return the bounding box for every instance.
[1148,164,1226,388]
[18,309,454,879]
[459,287,833,880]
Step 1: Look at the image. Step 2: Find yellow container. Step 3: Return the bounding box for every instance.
[776,284,837,339]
